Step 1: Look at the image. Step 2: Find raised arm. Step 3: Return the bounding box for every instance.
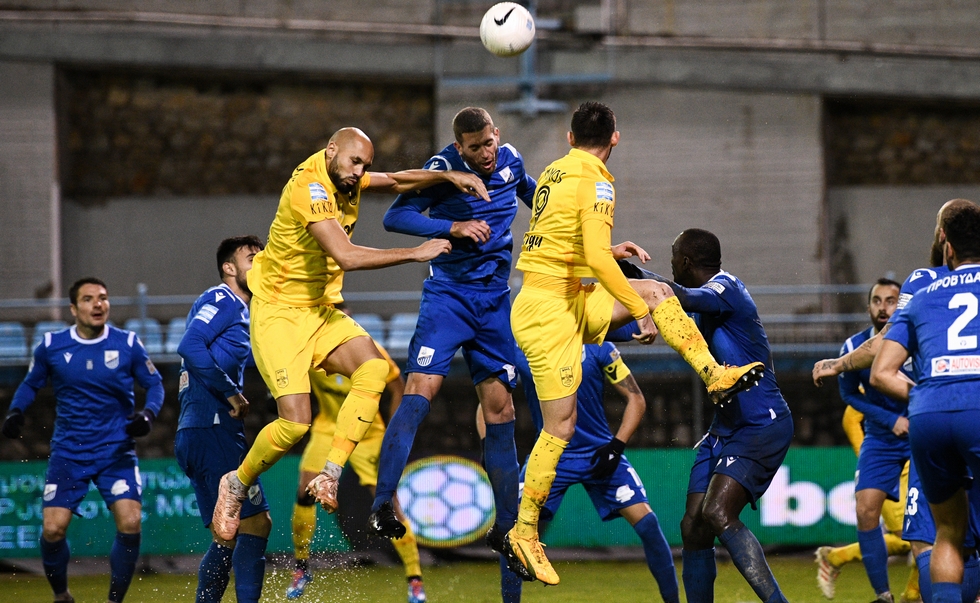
[869,339,913,402]
[813,326,888,386]
[367,169,490,201]
[308,218,451,272]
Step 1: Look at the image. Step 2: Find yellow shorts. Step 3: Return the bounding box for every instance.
[298,414,386,486]
[250,298,368,398]
[511,280,616,401]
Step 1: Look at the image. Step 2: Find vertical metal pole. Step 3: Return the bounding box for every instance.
[137,282,148,324]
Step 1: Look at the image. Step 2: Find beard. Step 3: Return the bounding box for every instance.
[328,157,356,194]
[930,241,944,268]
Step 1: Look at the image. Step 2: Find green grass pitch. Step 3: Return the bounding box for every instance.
[1,556,918,602]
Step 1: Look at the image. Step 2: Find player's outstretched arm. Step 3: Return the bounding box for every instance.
[383,193,491,244]
[812,326,888,386]
[308,218,451,271]
[869,339,913,402]
[3,344,51,437]
[367,169,490,201]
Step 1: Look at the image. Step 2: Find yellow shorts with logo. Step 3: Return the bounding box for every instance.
[511,280,616,401]
[298,414,386,486]
[250,298,368,398]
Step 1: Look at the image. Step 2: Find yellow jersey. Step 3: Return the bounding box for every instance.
[309,343,400,426]
[249,150,372,307]
[516,148,617,279]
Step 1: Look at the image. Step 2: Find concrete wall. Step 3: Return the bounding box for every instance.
[0,61,57,299]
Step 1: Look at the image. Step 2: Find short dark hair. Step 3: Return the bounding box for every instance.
[570,102,616,149]
[216,235,264,278]
[69,277,108,305]
[943,203,980,262]
[678,229,722,270]
[452,107,493,143]
[868,277,901,302]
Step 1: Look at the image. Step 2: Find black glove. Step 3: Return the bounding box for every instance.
[617,259,645,279]
[1,409,24,439]
[125,409,154,437]
[590,438,626,480]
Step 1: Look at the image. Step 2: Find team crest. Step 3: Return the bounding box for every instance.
[248,485,264,505]
[417,346,435,368]
[104,350,119,369]
[560,366,573,387]
[276,369,289,390]
[43,484,57,502]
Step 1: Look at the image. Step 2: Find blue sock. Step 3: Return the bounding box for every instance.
[857,527,891,595]
[606,321,640,342]
[633,513,679,603]
[962,554,980,603]
[233,534,268,603]
[484,420,519,529]
[499,555,522,603]
[373,394,430,511]
[915,550,933,603]
[40,537,70,597]
[682,548,716,603]
[935,581,963,603]
[108,531,140,603]
[197,541,233,603]
[718,523,787,603]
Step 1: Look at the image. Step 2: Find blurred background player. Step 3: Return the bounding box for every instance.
[287,305,425,603]
[477,340,679,603]
[1,277,164,603]
[174,236,271,603]
[507,102,764,585]
[368,107,535,588]
[212,127,487,541]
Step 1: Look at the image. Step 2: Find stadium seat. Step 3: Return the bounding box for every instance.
[123,318,164,354]
[351,313,385,342]
[30,320,70,350]
[0,322,29,358]
[385,312,419,353]
[165,317,186,354]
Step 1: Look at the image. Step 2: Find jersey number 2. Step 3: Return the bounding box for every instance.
[948,292,979,351]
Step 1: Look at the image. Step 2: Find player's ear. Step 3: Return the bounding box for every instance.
[567,131,575,146]
[69,304,78,318]
[610,131,620,148]
[222,260,236,278]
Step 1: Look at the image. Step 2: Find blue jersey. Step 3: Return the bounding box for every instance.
[517,342,628,455]
[889,266,950,380]
[887,263,980,417]
[10,325,164,461]
[839,326,907,438]
[383,142,536,285]
[676,272,791,437]
[177,284,252,431]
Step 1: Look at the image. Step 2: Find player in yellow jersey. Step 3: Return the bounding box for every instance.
[286,322,426,603]
[212,127,490,541]
[504,102,765,585]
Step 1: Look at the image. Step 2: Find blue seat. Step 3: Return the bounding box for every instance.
[31,321,70,350]
[351,313,385,343]
[123,318,164,355]
[0,322,28,358]
[165,317,186,354]
[385,312,419,353]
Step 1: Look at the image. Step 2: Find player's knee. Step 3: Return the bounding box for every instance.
[42,522,68,542]
[351,357,389,395]
[636,280,673,308]
[240,511,272,538]
[269,417,310,449]
[700,498,732,535]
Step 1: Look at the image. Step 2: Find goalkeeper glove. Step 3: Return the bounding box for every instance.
[125,409,155,437]
[590,438,625,480]
[1,409,24,438]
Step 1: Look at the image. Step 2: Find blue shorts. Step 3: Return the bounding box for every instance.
[406,279,517,387]
[903,458,936,544]
[688,416,793,509]
[520,452,649,522]
[175,426,268,527]
[856,434,910,501]
[44,451,142,513]
[909,409,980,504]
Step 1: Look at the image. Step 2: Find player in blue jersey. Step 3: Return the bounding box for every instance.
[622,228,793,603]
[174,235,271,603]
[873,203,980,603]
[368,108,536,581]
[1,277,164,603]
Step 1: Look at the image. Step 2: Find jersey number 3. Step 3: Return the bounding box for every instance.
[948,292,979,351]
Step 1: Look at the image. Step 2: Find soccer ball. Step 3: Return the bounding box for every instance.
[480,2,536,58]
[396,456,496,547]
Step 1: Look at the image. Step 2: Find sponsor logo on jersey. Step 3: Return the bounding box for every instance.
[931,355,980,376]
[276,368,289,390]
[308,182,328,201]
[104,350,119,369]
[614,484,635,503]
[560,366,574,387]
[897,292,913,310]
[194,303,219,325]
[63,352,73,364]
[146,359,157,375]
[499,166,513,183]
[417,346,435,367]
[86,359,93,370]
[726,456,738,467]
[111,479,131,496]
[178,370,189,393]
[43,484,57,502]
[705,281,726,295]
[595,181,614,202]
[215,291,226,303]
[909,268,936,283]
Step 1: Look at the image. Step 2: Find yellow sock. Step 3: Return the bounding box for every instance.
[515,431,567,539]
[392,522,422,578]
[238,418,309,485]
[884,532,911,556]
[651,296,720,384]
[292,502,317,561]
[903,563,920,599]
[325,358,387,467]
[827,542,862,567]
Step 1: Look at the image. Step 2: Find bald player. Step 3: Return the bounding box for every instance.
[212,127,490,541]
